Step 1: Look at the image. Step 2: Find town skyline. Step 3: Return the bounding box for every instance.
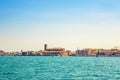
[0,0,120,52]
[0,43,120,52]
[1,44,120,57]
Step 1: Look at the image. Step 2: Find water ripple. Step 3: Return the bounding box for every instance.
[0,56,120,80]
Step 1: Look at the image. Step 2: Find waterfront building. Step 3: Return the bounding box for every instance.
[0,50,6,56]
[76,49,88,56]
[42,44,70,56]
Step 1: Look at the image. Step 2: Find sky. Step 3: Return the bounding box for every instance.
[0,0,120,52]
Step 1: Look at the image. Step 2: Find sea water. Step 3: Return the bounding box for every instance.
[0,56,120,80]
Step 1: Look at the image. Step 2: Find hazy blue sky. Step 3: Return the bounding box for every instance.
[0,0,120,51]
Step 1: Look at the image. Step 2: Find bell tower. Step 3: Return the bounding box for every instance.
[44,44,47,51]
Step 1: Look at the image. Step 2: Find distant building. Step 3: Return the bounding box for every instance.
[0,50,6,56]
[76,49,88,56]
[44,44,65,51]
[42,44,69,56]
[21,51,28,56]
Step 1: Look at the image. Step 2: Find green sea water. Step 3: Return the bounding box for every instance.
[0,56,120,80]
